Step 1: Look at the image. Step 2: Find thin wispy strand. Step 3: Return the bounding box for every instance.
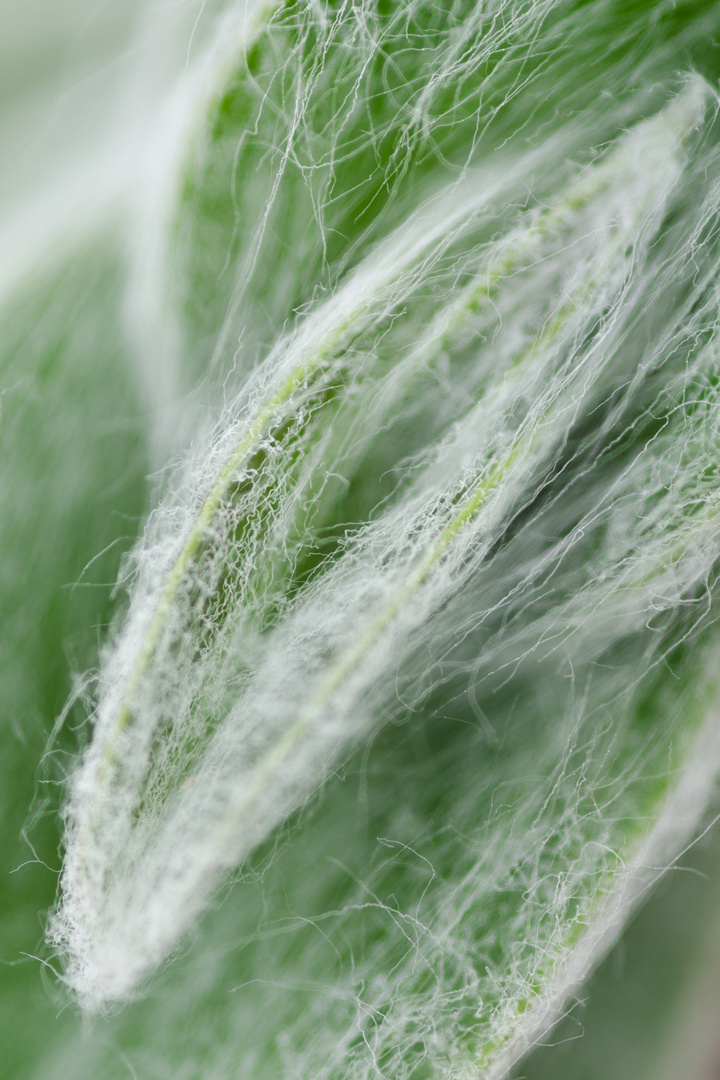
[36,1,720,1077]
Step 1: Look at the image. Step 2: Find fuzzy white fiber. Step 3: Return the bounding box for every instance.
[35,1,720,1077]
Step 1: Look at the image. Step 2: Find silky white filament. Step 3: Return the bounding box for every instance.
[23,2,720,1076]
[52,79,720,1020]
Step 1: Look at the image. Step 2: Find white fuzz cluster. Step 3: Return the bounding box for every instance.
[39,1,720,1076]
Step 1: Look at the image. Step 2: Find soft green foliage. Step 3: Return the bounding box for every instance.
[3,2,720,1079]
[164,0,719,389]
[0,240,147,1077]
[517,829,720,1080]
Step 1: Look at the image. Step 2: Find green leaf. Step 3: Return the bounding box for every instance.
[9,2,719,1079]
[158,0,720,395]
[51,58,720,1080]
[0,236,147,1077]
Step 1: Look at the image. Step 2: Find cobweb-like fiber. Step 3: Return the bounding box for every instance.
[44,1,720,1077]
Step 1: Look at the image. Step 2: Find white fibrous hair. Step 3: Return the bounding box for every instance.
[46,0,720,1076]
